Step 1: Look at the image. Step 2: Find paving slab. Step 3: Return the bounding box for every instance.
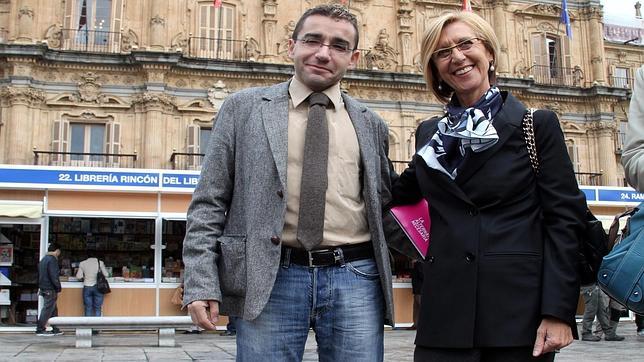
[0,321,641,361]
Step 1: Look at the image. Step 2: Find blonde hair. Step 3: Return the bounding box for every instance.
[420,12,500,104]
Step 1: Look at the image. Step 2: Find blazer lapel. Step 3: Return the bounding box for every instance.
[454,93,526,184]
[261,82,290,190]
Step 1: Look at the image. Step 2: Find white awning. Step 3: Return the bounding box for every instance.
[0,201,43,218]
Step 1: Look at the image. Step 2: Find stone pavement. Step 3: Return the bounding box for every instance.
[0,322,640,361]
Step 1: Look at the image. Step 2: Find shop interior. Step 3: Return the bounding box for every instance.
[0,223,41,326]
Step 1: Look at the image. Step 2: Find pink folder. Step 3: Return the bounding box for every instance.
[389,199,431,259]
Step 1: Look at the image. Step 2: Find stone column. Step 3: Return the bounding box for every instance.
[397,5,414,73]
[491,0,509,76]
[586,7,606,85]
[149,1,166,51]
[0,87,45,164]
[131,67,174,169]
[16,2,35,43]
[591,121,618,185]
[260,0,278,62]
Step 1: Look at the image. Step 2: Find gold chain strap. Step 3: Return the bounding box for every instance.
[522,108,539,175]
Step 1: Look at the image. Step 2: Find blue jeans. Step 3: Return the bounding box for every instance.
[83,285,104,316]
[236,257,384,362]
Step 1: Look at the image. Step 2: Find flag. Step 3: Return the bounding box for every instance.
[462,0,472,12]
[214,0,222,8]
[560,0,572,39]
[78,0,87,30]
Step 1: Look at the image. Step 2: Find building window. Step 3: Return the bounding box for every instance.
[531,33,571,85]
[51,119,121,166]
[63,0,123,52]
[184,124,210,169]
[50,216,155,284]
[194,2,236,59]
[613,67,630,88]
[70,123,105,162]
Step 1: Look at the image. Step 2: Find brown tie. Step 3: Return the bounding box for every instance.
[297,92,331,251]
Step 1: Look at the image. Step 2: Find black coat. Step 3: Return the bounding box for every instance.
[392,93,586,348]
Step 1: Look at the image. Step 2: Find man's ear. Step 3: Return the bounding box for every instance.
[287,38,296,59]
[348,49,361,69]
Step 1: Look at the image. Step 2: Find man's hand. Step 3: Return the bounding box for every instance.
[532,317,573,357]
[187,300,220,330]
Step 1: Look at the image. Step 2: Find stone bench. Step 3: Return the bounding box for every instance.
[48,316,194,348]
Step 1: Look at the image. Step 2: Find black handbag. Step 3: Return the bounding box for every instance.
[96,259,111,294]
[522,109,608,284]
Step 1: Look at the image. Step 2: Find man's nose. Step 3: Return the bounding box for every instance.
[314,44,332,59]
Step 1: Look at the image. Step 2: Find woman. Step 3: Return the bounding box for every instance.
[392,12,586,361]
[76,251,109,316]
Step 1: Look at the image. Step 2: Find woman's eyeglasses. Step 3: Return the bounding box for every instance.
[296,38,354,55]
[432,37,482,61]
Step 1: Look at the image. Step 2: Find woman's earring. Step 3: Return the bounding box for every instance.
[438,81,443,91]
[489,62,495,72]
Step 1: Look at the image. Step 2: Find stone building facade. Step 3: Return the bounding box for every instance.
[0,0,642,185]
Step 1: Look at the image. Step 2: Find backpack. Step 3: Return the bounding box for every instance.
[597,202,644,314]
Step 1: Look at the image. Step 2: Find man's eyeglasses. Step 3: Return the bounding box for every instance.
[432,37,482,61]
[296,38,354,54]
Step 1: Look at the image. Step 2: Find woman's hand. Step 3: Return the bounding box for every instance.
[532,317,573,356]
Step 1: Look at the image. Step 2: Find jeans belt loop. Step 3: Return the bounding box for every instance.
[281,247,291,268]
[333,247,345,267]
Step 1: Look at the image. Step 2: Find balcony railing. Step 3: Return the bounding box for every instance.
[60,28,121,54]
[34,151,137,168]
[575,172,603,186]
[170,152,205,170]
[527,65,585,87]
[610,76,633,89]
[186,37,248,61]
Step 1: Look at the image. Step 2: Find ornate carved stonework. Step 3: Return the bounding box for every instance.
[171,32,187,51]
[44,24,63,48]
[132,92,176,111]
[278,20,295,60]
[364,29,399,71]
[18,6,34,19]
[122,29,140,52]
[76,72,106,103]
[536,22,557,33]
[591,56,603,64]
[150,15,165,26]
[207,80,230,109]
[0,86,45,105]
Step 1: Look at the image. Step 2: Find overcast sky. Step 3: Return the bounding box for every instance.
[601,0,642,26]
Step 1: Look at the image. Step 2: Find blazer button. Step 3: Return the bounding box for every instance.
[428,256,435,263]
[277,190,284,198]
[465,253,475,263]
[468,208,478,216]
[270,236,281,245]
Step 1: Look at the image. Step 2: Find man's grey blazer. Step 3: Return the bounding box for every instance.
[623,65,644,192]
[182,80,395,325]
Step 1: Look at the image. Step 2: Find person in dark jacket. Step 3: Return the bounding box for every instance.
[392,11,586,361]
[36,242,63,336]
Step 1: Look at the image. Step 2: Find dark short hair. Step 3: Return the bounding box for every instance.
[48,242,61,252]
[291,4,359,50]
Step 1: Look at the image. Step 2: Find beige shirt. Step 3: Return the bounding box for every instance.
[76,257,109,287]
[281,77,370,248]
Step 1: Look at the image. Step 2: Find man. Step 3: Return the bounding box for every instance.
[183,4,394,361]
[35,242,63,336]
[579,283,624,341]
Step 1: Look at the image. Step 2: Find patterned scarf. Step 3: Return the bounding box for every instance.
[418,87,503,179]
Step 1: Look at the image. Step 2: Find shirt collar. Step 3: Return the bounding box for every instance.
[288,76,342,109]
